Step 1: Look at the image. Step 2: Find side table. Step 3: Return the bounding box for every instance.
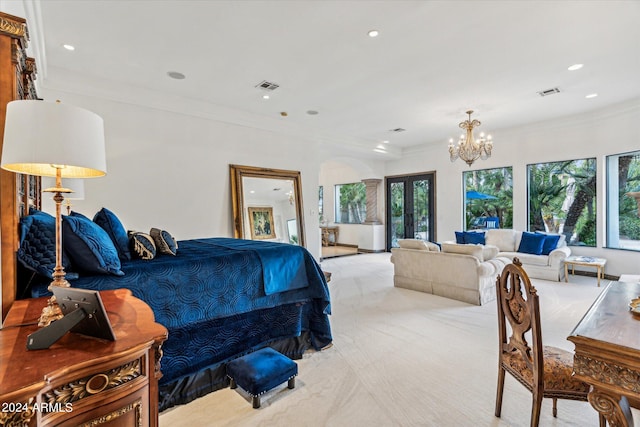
[564,256,607,287]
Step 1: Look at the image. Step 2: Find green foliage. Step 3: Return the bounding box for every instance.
[337,182,366,224]
[620,216,640,240]
[464,167,513,230]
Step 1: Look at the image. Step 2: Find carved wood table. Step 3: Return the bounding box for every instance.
[0,289,167,427]
[568,281,640,427]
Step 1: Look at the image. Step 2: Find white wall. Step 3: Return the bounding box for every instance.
[386,99,640,276]
[38,89,325,258]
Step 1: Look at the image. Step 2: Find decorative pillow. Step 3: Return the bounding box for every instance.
[455,231,465,244]
[535,231,562,255]
[464,231,486,245]
[70,210,91,221]
[17,210,78,280]
[150,228,178,256]
[63,215,124,276]
[129,231,156,260]
[517,231,546,255]
[93,208,132,261]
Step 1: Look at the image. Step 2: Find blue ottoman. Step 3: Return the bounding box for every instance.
[226,347,298,408]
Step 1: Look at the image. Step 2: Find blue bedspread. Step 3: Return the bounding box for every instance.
[31,237,331,330]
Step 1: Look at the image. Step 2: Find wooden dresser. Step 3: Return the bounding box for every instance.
[0,289,167,427]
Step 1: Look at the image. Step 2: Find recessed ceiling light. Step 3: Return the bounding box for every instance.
[63,44,75,51]
[382,140,389,144]
[373,148,387,154]
[167,71,186,80]
[568,64,584,71]
[306,110,319,115]
[585,93,598,99]
[262,94,270,100]
[368,30,379,38]
[376,144,387,150]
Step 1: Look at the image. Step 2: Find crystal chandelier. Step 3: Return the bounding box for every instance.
[448,110,493,166]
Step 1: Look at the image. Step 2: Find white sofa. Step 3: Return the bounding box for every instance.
[390,239,510,305]
[479,229,571,281]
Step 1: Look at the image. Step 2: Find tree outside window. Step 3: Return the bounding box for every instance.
[464,167,513,230]
[606,151,640,251]
[527,158,596,246]
[335,182,366,224]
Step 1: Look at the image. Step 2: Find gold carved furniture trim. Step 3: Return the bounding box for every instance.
[568,281,640,427]
[0,289,168,427]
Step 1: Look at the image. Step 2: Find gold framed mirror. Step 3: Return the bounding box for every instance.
[230,164,306,247]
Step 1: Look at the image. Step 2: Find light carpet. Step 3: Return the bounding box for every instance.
[159,253,629,426]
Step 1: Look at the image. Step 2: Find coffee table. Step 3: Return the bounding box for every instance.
[564,256,607,287]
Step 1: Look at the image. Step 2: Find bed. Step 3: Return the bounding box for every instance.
[16,208,332,411]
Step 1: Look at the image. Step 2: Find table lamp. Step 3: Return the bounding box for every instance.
[1,100,106,325]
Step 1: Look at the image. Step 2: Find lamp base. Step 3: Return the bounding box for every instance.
[38,297,64,327]
[38,280,71,327]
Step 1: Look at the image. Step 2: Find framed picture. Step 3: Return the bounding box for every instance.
[248,207,276,240]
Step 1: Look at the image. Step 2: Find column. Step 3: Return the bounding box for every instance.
[362,178,381,225]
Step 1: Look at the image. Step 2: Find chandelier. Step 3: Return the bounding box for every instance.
[448,110,493,166]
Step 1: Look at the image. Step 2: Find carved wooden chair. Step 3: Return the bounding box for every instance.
[495,258,605,427]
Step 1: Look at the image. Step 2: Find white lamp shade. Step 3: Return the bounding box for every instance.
[1,100,107,178]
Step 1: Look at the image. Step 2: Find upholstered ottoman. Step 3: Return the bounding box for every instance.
[226,347,298,408]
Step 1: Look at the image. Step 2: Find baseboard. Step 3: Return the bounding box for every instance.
[357,248,386,254]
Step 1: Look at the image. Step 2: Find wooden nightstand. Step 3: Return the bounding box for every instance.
[0,289,167,426]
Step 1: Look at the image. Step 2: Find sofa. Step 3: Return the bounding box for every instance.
[390,239,510,305]
[455,229,572,281]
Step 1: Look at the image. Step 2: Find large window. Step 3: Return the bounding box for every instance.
[463,167,513,231]
[527,158,596,246]
[606,150,640,251]
[335,182,366,224]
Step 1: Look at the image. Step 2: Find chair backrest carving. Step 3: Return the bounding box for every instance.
[496,258,544,386]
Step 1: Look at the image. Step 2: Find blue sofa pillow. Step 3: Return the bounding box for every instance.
[518,231,546,255]
[464,231,486,245]
[63,215,124,276]
[93,208,132,261]
[535,232,562,255]
[455,231,466,244]
[17,210,78,280]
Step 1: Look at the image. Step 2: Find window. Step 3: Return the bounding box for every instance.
[606,150,640,251]
[335,182,366,224]
[463,167,513,231]
[527,158,596,246]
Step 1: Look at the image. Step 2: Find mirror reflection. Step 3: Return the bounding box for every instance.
[230,165,305,246]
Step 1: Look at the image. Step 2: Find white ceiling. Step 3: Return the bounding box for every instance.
[23,1,640,157]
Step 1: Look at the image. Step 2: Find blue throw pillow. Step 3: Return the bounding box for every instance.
[455,231,466,244]
[129,231,157,260]
[17,210,78,280]
[150,228,178,256]
[535,232,562,255]
[63,215,124,276]
[93,208,132,261]
[464,231,486,245]
[518,231,546,255]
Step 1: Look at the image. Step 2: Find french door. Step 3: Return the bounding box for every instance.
[386,172,436,250]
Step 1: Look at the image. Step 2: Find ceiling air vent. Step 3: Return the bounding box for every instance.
[255,80,280,91]
[537,87,561,97]
[389,128,406,133]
